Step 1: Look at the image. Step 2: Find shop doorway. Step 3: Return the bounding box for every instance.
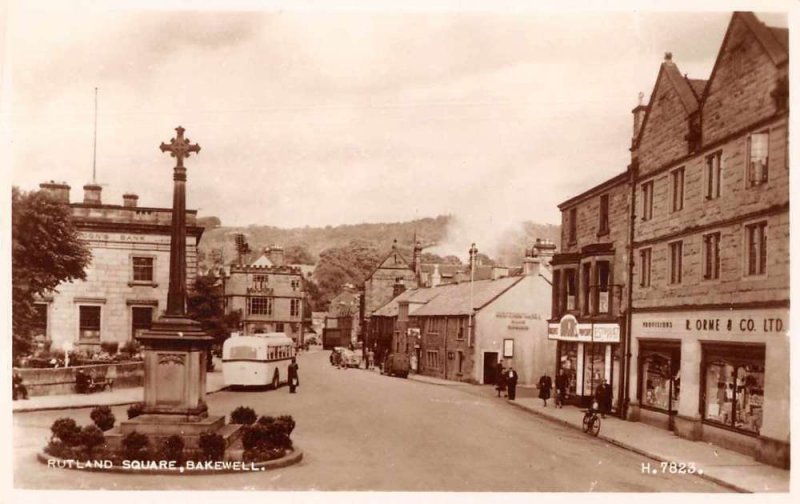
[483,352,499,385]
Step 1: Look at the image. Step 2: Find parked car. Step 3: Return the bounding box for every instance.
[382,353,410,378]
[331,347,361,368]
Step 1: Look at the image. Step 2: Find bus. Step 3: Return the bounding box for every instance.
[222,332,295,388]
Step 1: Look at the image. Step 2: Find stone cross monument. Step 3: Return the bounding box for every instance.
[122,126,222,440]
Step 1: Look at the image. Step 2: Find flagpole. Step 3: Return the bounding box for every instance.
[92,87,98,183]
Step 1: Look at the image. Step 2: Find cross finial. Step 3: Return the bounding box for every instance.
[160,126,201,168]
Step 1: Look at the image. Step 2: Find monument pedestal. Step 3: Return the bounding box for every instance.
[107,315,243,448]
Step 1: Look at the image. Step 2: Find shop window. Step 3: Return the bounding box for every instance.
[568,208,577,244]
[705,151,722,200]
[703,232,721,280]
[131,306,153,339]
[671,167,685,212]
[79,306,101,341]
[583,343,606,398]
[641,181,654,221]
[669,241,683,285]
[703,347,765,434]
[747,132,769,187]
[132,257,154,283]
[640,348,681,412]
[598,194,609,235]
[639,248,652,287]
[745,221,767,276]
[558,342,578,396]
[248,297,272,315]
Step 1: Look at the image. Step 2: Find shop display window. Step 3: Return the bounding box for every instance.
[640,347,680,412]
[559,343,578,396]
[703,354,764,434]
[583,343,605,397]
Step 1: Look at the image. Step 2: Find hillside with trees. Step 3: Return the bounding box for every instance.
[196,215,560,311]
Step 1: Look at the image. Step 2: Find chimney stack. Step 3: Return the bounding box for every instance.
[431,264,441,288]
[632,92,647,146]
[123,193,139,208]
[532,238,557,267]
[266,245,284,267]
[39,181,71,204]
[83,184,102,205]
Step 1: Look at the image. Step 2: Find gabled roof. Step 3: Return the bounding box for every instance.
[701,12,789,103]
[411,276,525,317]
[364,242,414,282]
[687,78,707,101]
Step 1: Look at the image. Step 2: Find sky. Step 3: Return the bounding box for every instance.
[1,0,792,256]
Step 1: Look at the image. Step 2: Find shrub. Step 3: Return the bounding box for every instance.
[242,447,286,464]
[121,340,141,355]
[90,405,116,432]
[276,415,296,436]
[256,415,275,426]
[51,418,82,446]
[127,402,145,419]
[80,425,105,454]
[241,422,292,451]
[198,432,225,462]
[158,435,185,464]
[230,406,257,425]
[45,440,77,460]
[241,424,267,451]
[121,431,150,461]
[100,342,119,355]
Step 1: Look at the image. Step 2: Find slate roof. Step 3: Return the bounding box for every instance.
[411,276,525,317]
[738,12,789,66]
[687,78,707,101]
[371,287,443,318]
[662,60,701,114]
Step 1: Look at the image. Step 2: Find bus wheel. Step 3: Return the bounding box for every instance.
[272,371,280,389]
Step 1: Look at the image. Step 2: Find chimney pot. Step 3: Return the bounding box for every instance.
[83,184,102,205]
[665,52,673,61]
[123,193,139,208]
[39,181,71,204]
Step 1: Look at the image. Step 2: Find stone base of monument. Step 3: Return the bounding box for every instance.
[104,416,242,450]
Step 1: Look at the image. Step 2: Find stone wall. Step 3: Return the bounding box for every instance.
[15,362,144,397]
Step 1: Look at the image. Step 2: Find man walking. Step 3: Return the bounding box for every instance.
[288,357,299,393]
[506,367,519,400]
[555,369,568,408]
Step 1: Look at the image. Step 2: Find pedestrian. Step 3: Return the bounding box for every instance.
[495,361,507,397]
[538,373,552,407]
[12,372,28,400]
[595,379,612,418]
[409,353,418,374]
[367,348,375,369]
[555,369,568,408]
[288,357,299,393]
[506,367,519,400]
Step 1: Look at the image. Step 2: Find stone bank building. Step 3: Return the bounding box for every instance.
[33,182,203,351]
[626,12,789,468]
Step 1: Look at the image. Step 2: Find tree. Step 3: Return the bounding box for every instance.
[283,244,315,265]
[313,241,380,309]
[187,274,241,347]
[12,187,92,358]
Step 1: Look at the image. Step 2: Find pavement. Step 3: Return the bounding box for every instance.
[11,352,789,492]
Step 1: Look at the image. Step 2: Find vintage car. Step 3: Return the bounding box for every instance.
[331,347,362,368]
[382,352,410,378]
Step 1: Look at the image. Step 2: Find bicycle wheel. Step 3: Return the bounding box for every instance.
[590,416,601,437]
[582,415,591,433]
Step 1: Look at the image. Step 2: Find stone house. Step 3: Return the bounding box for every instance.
[626,12,789,468]
[550,173,631,410]
[33,182,203,352]
[222,246,307,344]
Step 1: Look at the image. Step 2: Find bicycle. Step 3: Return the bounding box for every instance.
[582,401,601,437]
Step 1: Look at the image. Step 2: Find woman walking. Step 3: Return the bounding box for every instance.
[538,373,553,407]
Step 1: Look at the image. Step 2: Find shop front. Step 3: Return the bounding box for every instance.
[548,315,622,411]
[629,308,788,468]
